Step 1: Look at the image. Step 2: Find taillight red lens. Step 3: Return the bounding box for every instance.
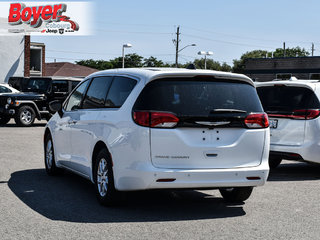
[292,109,320,120]
[150,112,179,128]
[133,111,150,127]
[133,111,179,128]
[244,113,269,129]
[268,109,320,120]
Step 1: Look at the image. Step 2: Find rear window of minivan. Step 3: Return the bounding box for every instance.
[133,77,263,116]
[257,86,320,112]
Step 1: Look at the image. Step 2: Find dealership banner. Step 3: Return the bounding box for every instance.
[0,1,92,35]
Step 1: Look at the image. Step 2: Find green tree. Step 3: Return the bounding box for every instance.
[110,53,144,68]
[76,59,113,70]
[232,50,269,73]
[143,56,164,67]
[273,47,310,57]
[220,62,232,72]
[232,47,311,73]
[193,58,232,72]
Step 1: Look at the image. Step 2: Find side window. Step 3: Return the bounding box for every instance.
[105,76,137,108]
[65,80,90,111]
[71,81,80,90]
[0,86,12,93]
[82,76,113,109]
[52,80,68,93]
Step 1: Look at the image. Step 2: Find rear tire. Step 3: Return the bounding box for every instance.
[94,149,120,206]
[44,134,61,175]
[219,187,253,203]
[0,116,10,125]
[15,105,35,126]
[269,156,282,169]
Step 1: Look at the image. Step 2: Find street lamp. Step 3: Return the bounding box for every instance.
[122,43,132,68]
[175,43,196,68]
[198,51,213,69]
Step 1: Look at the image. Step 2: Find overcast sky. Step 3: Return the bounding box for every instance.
[26,0,320,65]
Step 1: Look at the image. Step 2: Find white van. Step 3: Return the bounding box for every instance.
[256,79,320,168]
[44,68,270,205]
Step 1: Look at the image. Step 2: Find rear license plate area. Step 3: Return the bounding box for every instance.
[270,119,278,129]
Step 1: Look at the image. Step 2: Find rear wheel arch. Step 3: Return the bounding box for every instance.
[18,103,41,119]
[92,141,112,181]
[44,127,51,144]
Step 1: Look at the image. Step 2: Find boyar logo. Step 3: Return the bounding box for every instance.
[8,3,79,34]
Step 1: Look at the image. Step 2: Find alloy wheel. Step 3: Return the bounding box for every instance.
[97,158,109,197]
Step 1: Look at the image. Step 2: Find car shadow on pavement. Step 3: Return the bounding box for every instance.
[268,161,320,182]
[8,169,246,223]
[0,123,47,128]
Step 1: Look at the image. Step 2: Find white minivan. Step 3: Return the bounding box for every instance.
[45,68,270,205]
[256,79,320,168]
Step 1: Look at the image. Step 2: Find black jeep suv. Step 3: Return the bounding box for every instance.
[0,77,82,126]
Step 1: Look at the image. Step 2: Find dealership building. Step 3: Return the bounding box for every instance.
[244,57,320,82]
[0,35,45,83]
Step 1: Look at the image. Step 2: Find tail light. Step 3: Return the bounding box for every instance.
[292,109,320,120]
[133,111,179,128]
[268,109,320,120]
[244,113,269,129]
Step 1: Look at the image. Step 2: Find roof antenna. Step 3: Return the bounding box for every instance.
[186,64,196,70]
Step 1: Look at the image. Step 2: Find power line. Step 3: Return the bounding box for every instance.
[94,29,172,35]
[183,26,281,43]
[47,49,176,57]
[182,33,275,49]
[182,26,314,45]
[96,21,173,28]
[46,50,120,56]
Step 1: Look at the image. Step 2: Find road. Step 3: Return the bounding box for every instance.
[0,120,320,240]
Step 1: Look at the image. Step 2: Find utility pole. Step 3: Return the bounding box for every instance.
[312,43,315,56]
[283,42,286,57]
[173,26,180,68]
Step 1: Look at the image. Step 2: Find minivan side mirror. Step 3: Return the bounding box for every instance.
[49,100,63,117]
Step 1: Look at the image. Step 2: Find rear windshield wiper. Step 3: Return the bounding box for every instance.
[210,109,247,114]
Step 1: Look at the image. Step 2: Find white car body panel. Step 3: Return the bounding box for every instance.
[47,68,270,191]
[151,128,266,169]
[269,118,305,146]
[0,83,19,94]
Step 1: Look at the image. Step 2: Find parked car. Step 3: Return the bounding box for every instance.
[44,68,270,206]
[7,76,29,91]
[256,79,320,168]
[0,83,19,94]
[0,76,82,126]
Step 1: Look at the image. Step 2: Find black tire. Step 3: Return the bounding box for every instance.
[15,105,36,126]
[219,187,253,203]
[94,149,120,206]
[269,156,282,169]
[44,134,61,175]
[0,116,10,125]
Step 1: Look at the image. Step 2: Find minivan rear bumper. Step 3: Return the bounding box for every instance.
[270,142,320,164]
[114,163,269,191]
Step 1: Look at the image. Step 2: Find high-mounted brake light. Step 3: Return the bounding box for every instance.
[244,113,269,129]
[133,111,179,128]
[268,109,320,120]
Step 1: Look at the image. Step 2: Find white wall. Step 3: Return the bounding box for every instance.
[0,35,25,83]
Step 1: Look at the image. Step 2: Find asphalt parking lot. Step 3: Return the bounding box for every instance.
[0,120,320,240]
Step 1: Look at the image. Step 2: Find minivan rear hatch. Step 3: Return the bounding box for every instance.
[257,85,320,146]
[133,76,267,169]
